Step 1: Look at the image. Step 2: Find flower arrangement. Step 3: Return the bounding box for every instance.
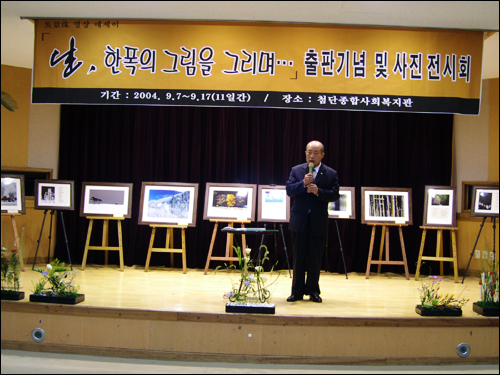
[418,275,469,310]
[1,247,22,293]
[477,256,499,309]
[217,245,281,304]
[32,259,80,298]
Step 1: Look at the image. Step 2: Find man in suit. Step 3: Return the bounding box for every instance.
[286,140,339,303]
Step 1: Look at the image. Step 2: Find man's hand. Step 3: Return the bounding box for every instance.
[307,183,318,195]
[303,173,314,186]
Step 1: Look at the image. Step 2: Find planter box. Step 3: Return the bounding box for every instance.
[473,302,499,317]
[415,305,462,317]
[29,294,85,305]
[1,291,25,300]
[226,302,275,314]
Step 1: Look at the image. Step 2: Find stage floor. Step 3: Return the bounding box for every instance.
[14,264,486,318]
[2,264,499,365]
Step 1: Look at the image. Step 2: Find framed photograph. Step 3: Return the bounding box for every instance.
[422,186,456,227]
[257,185,290,222]
[34,180,74,211]
[1,174,26,214]
[461,181,498,213]
[328,187,356,219]
[203,183,257,221]
[470,186,499,217]
[361,187,412,225]
[80,182,133,218]
[138,182,199,226]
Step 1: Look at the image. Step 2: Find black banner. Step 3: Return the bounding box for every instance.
[32,88,480,115]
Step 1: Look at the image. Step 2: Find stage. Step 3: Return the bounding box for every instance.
[1,265,498,365]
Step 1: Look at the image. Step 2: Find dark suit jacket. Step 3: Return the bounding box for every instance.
[286,163,339,237]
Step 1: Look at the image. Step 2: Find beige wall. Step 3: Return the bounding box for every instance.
[454,80,490,211]
[1,65,30,167]
[28,104,61,178]
[1,65,60,175]
[1,64,499,273]
[453,77,499,208]
[1,65,59,263]
[488,78,499,181]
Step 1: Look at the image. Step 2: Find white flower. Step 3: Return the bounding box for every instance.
[47,264,52,270]
[245,248,251,255]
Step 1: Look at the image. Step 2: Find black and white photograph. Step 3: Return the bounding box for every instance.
[1,174,25,214]
[34,180,74,211]
[80,182,133,218]
[361,187,412,224]
[138,182,199,226]
[470,186,499,217]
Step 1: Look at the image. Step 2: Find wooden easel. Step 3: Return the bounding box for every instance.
[144,224,188,273]
[415,226,459,283]
[204,219,251,275]
[365,223,410,280]
[81,216,124,271]
[1,213,25,271]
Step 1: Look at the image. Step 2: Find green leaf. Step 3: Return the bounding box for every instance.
[1,91,18,112]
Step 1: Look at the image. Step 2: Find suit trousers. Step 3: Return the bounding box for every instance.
[291,213,326,296]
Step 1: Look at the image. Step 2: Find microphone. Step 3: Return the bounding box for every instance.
[308,163,314,174]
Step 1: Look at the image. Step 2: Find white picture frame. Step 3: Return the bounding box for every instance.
[257,185,290,222]
[328,187,356,219]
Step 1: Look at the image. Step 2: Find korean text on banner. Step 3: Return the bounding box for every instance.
[32,20,483,114]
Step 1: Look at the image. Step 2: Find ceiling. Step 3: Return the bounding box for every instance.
[2,1,499,79]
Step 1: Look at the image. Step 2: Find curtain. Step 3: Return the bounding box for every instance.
[56,105,453,275]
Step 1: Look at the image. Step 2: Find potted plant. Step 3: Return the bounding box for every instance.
[473,256,499,316]
[1,247,24,300]
[217,246,282,314]
[30,258,84,304]
[416,275,469,316]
